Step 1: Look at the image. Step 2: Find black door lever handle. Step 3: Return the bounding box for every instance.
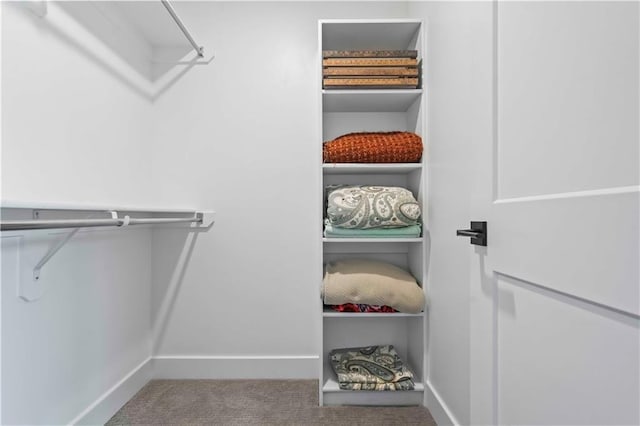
[456,229,482,237]
[456,221,487,246]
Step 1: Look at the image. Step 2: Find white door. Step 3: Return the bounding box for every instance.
[468,2,640,425]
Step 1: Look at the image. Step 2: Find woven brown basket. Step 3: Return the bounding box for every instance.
[323,132,423,163]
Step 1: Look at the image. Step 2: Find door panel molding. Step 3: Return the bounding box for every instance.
[495,185,639,205]
[496,271,640,322]
[492,190,639,316]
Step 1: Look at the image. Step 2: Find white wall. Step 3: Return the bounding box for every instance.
[148,2,409,373]
[1,227,153,425]
[1,2,155,207]
[1,2,155,424]
[1,1,412,422]
[408,2,494,425]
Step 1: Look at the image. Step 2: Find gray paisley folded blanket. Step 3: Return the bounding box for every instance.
[329,345,415,391]
[326,185,421,229]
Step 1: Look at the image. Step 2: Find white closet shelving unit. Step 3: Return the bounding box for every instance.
[318,19,428,406]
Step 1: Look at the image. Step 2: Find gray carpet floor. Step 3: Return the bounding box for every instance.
[106,379,437,426]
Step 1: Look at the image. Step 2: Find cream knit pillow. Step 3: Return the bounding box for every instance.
[322,259,425,314]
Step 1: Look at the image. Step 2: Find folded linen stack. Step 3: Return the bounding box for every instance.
[324,185,422,238]
[323,131,423,164]
[324,220,421,238]
[322,258,425,314]
[328,303,397,313]
[329,345,415,391]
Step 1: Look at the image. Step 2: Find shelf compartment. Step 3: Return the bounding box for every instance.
[322,163,422,174]
[322,89,422,113]
[322,317,425,399]
[321,19,422,54]
[322,378,424,406]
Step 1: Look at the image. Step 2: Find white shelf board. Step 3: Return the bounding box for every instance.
[322,90,422,112]
[323,238,423,243]
[323,378,425,393]
[323,310,425,318]
[323,163,422,174]
[322,378,424,406]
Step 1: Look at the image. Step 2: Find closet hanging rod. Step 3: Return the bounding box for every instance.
[160,0,204,58]
[0,215,202,231]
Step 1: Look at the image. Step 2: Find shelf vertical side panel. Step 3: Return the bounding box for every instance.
[317,19,326,407]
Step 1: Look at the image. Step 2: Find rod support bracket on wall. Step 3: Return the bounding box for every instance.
[32,227,80,284]
[28,210,116,298]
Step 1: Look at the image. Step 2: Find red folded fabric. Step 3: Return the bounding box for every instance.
[329,303,397,313]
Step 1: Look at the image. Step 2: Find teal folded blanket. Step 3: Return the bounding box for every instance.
[324,220,421,238]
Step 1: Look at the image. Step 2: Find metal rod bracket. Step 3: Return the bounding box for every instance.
[32,228,80,283]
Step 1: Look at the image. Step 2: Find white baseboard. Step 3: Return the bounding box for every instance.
[70,357,153,426]
[152,355,319,379]
[425,380,459,426]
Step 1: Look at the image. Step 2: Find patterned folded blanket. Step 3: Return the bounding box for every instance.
[326,185,421,229]
[324,220,421,238]
[330,345,415,391]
